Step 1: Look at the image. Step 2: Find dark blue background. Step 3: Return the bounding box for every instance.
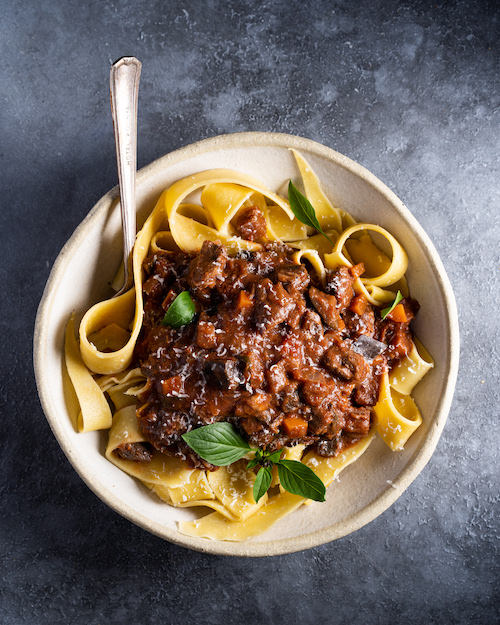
[1,1,499,623]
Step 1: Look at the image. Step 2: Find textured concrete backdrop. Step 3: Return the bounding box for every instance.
[1,0,499,623]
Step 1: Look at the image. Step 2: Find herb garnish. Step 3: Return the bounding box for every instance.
[253,465,273,503]
[161,291,196,328]
[288,180,334,246]
[181,422,250,466]
[380,290,403,320]
[182,422,326,503]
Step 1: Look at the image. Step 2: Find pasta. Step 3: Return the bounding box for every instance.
[64,151,433,541]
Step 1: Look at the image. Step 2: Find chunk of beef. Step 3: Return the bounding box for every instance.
[275,264,310,293]
[323,343,370,384]
[254,279,296,332]
[315,436,346,457]
[142,273,164,298]
[379,322,415,362]
[344,407,372,435]
[137,405,190,448]
[301,309,324,337]
[204,356,244,390]
[244,349,266,387]
[280,381,301,413]
[344,308,376,338]
[387,328,414,360]
[325,265,357,310]
[195,318,218,349]
[309,286,345,331]
[308,405,344,437]
[114,442,153,462]
[238,417,276,446]
[236,206,267,241]
[235,392,272,418]
[353,371,379,406]
[266,361,288,394]
[187,241,227,298]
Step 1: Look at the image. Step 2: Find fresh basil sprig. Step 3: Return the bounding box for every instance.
[181,422,250,466]
[181,422,326,503]
[277,460,326,501]
[288,180,334,247]
[161,291,196,328]
[380,290,403,320]
[253,466,273,503]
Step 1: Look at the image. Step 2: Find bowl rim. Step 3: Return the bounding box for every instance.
[34,131,460,557]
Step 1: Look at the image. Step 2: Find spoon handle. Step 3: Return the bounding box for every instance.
[110,56,142,295]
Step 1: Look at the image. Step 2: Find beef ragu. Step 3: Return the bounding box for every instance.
[121,237,419,471]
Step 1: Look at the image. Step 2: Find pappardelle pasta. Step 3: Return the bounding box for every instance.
[64,150,433,541]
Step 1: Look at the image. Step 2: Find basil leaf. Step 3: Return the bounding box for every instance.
[277,460,326,502]
[253,466,272,503]
[288,180,334,246]
[266,448,284,464]
[182,423,250,466]
[380,290,403,320]
[161,291,196,328]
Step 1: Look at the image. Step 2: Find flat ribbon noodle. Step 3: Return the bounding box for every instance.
[389,338,434,395]
[152,463,268,522]
[164,169,296,251]
[179,430,375,541]
[201,183,254,235]
[291,149,343,232]
[373,371,422,451]
[265,204,308,242]
[207,460,268,521]
[325,223,408,306]
[290,230,340,257]
[291,249,326,285]
[326,223,408,288]
[79,183,171,375]
[106,405,195,488]
[64,313,112,433]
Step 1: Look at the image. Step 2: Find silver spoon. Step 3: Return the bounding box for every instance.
[109,56,142,296]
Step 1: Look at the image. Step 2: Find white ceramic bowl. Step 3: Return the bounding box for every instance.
[34,132,459,556]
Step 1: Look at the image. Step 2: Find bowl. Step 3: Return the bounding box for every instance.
[34,132,459,556]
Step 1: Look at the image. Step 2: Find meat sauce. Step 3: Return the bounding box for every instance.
[125,239,418,470]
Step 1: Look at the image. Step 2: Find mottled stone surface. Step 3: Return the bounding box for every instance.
[1,0,499,623]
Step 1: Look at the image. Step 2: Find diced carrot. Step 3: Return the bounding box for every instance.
[387,303,407,323]
[282,417,308,438]
[160,376,183,395]
[349,262,365,280]
[349,294,367,316]
[236,290,253,310]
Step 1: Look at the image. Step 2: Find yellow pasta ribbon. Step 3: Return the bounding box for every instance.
[106,405,194,488]
[201,183,254,234]
[163,169,295,249]
[389,338,434,395]
[291,149,343,232]
[326,223,408,288]
[303,426,376,486]
[374,371,422,451]
[178,491,306,541]
[291,249,327,285]
[179,432,375,541]
[64,313,112,433]
[265,204,308,242]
